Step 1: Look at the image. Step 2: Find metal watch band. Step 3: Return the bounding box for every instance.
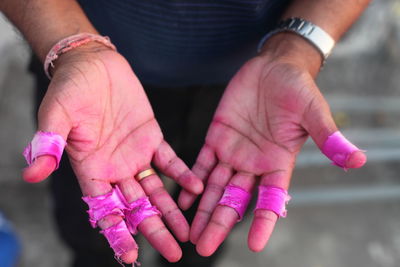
[257,17,335,63]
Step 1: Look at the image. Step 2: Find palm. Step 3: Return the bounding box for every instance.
[206,58,314,174]
[188,55,348,257]
[46,50,162,182]
[26,48,203,263]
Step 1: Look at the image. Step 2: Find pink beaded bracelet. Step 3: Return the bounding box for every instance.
[44,33,116,79]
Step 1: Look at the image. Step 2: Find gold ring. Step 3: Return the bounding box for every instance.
[135,168,156,181]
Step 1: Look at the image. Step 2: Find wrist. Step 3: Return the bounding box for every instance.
[258,32,322,77]
[46,34,116,78]
[50,41,115,77]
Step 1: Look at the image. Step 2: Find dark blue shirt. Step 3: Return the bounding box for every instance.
[78,0,289,87]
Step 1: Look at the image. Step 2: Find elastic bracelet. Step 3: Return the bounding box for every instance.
[44,33,117,79]
[218,184,251,221]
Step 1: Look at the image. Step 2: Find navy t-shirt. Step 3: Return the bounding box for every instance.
[78,0,290,87]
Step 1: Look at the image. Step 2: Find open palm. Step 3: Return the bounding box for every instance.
[23,47,203,263]
[180,55,366,256]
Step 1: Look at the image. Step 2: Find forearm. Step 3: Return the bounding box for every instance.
[283,0,371,41]
[261,0,371,76]
[0,0,97,62]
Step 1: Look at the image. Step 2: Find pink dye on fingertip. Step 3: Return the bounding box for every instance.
[346,150,367,169]
[101,220,138,260]
[124,197,161,234]
[322,131,365,170]
[218,184,251,221]
[255,186,290,218]
[23,131,66,169]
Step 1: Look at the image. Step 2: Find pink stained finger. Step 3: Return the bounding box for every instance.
[190,164,233,244]
[322,131,367,170]
[138,216,182,262]
[124,197,161,235]
[248,171,290,252]
[80,180,138,264]
[248,210,278,252]
[23,131,66,169]
[255,186,291,218]
[139,174,190,242]
[196,205,238,257]
[101,220,139,264]
[194,173,256,255]
[82,186,126,228]
[22,155,57,183]
[178,145,217,210]
[118,178,182,262]
[81,189,138,264]
[218,184,252,221]
[153,141,204,194]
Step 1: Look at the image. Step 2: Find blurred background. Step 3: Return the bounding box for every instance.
[0,0,399,266]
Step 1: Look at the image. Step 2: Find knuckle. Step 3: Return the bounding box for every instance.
[254,211,277,224]
[210,218,229,231]
[197,208,212,216]
[206,183,224,193]
[147,225,169,239]
[176,169,192,184]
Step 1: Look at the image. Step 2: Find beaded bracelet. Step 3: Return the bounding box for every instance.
[43,33,116,79]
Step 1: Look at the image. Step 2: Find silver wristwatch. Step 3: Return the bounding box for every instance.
[257,17,335,62]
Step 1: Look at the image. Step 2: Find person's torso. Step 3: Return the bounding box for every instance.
[79,0,290,87]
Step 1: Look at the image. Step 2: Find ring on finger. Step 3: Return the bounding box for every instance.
[135,168,157,182]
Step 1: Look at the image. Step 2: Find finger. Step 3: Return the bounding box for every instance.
[119,178,182,262]
[137,169,190,242]
[178,145,218,210]
[302,84,366,169]
[196,173,256,256]
[22,155,57,183]
[190,163,233,244]
[153,141,203,194]
[22,99,72,183]
[80,179,138,264]
[248,170,290,252]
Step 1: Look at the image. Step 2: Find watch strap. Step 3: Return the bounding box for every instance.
[258,17,335,63]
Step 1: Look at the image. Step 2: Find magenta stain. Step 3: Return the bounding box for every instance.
[322,131,363,170]
[218,184,251,221]
[255,186,291,218]
[23,131,66,169]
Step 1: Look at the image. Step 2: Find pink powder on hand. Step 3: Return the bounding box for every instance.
[218,184,251,221]
[322,131,364,170]
[101,220,138,260]
[23,131,66,169]
[255,186,291,218]
[125,197,161,234]
[82,186,126,228]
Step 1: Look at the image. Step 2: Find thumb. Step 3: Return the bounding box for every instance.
[22,100,72,183]
[302,87,367,170]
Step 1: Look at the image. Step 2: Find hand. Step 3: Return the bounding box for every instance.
[180,34,366,256]
[22,44,203,263]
